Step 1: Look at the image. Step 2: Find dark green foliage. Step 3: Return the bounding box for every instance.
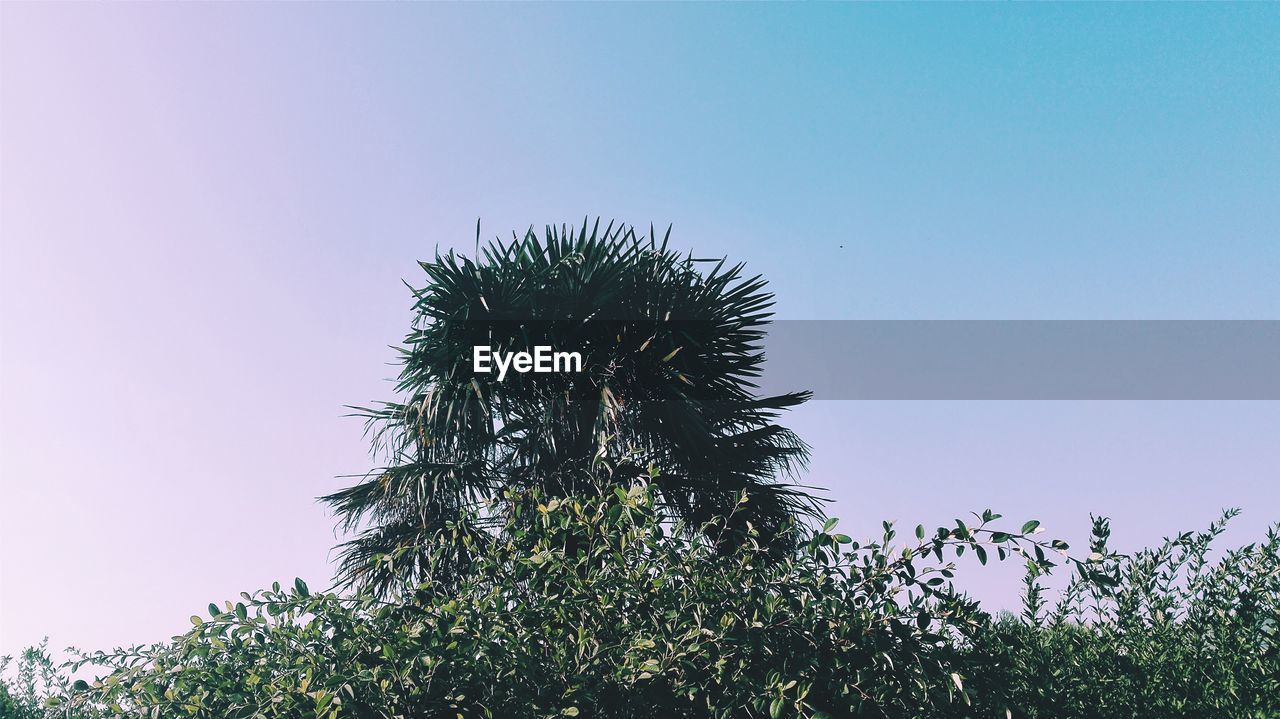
[10,498,1280,716]
[14,496,1273,718]
[67,484,1069,719]
[0,642,98,719]
[324,221,815,593]
[963,511,1280,718]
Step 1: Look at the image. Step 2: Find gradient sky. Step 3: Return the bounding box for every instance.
[2,3,1278,658]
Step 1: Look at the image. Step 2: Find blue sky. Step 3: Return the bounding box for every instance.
[2,3,1277,656]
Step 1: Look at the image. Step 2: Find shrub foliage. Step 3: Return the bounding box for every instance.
[7,486,1277,718]
[966,511,1280,718]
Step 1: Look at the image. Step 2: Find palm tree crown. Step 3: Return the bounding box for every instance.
[324,220,817,592]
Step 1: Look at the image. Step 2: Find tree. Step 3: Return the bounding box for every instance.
[323,220,818,592]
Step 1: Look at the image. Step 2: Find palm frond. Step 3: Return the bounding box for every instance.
[326,220,818,591]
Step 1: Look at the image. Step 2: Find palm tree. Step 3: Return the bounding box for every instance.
[324,220,817,592]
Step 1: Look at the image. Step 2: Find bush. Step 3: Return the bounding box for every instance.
[11,488,1277,718]
[0,641,97,719]
[68,484,1067,718]
[964,511,1280,718]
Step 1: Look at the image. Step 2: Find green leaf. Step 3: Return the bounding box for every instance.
[1021,520,1041,534]
[294,578,310,597]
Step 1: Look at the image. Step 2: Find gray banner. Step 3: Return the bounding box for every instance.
[757,321,1280,399]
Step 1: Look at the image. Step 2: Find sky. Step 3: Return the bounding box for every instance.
[1,3,1278,658]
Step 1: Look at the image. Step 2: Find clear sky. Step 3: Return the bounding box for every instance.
[2,3,1277,657]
